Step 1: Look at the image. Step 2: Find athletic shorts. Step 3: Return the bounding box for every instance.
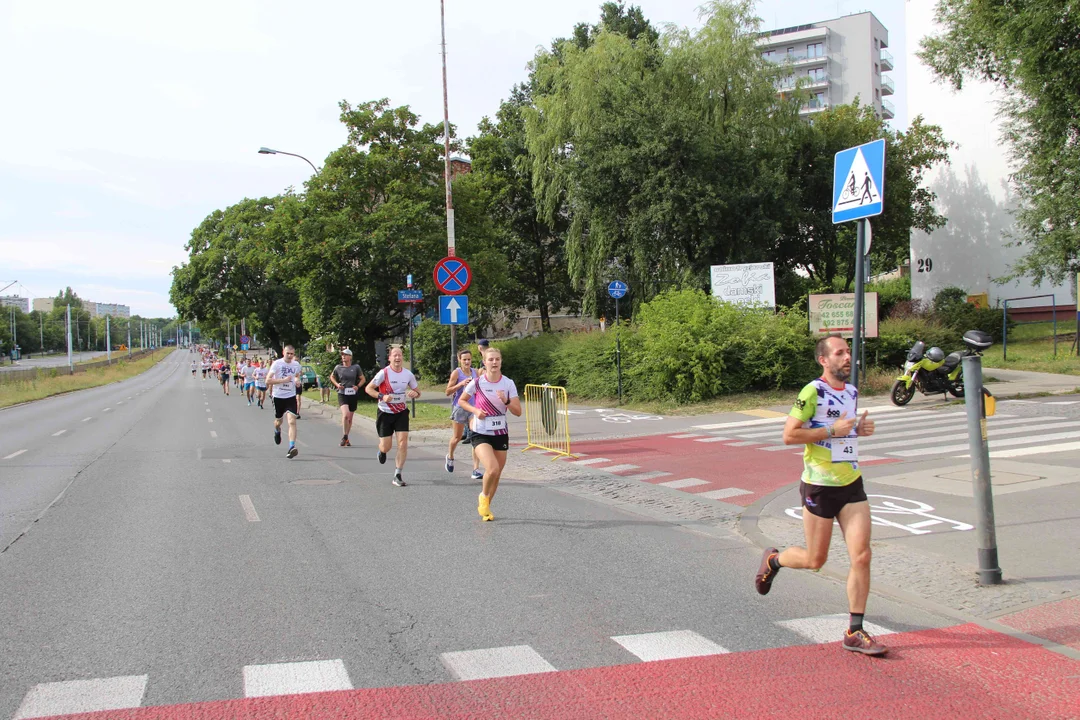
[471,433,509,452]
[221,374,229,383]
[256,385,267,393]
[273,396,298,419]
[338,393,359,412]
[376,409,410,437]
[245,382,254,389]
[800,477,867,519]
[450,405,471,425]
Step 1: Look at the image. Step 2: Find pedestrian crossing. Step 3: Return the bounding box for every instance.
[11,615,897,718]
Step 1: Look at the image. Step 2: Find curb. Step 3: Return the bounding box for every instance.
[737,480,1080,661]
[0,352,176,413]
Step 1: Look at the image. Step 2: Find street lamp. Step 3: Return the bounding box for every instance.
[257,147,318,175]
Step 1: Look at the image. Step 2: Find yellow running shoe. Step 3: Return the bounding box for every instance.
[477,493,493,521]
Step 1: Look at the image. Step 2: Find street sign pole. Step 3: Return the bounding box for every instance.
[409,304,416,419]
[963,354,1002,585]
[106,315,111,364]
[440,0,457,371]
[852,219,866,389]
[615,296,622,405]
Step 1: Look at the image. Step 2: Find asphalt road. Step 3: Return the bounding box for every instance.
[0,351,114,371]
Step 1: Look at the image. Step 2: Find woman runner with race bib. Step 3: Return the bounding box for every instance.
[457,347,521,521]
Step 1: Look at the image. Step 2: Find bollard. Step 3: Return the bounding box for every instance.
[962,354,1002,585]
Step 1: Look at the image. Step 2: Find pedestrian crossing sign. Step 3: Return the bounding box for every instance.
[832,139,885,224]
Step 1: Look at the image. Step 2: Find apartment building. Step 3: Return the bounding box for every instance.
[0,296,30,313]
[32,298,54,313]
[758,11,894,120]
[85,302,131,319]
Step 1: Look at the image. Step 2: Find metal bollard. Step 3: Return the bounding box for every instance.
[962,354,1002,585]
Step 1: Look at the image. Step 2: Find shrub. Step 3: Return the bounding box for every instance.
[867,275,911,318]
[494,333,564,387]
[552,330,620,398]
[410,319,452,381]
[867,317,957,369]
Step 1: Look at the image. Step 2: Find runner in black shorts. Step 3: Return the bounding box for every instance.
[220,362,231,396]
[330,348,365,447]
[365,347,420,486]
[754,335,885,656]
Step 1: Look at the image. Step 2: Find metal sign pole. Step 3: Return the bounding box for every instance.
[440,0,457,372]
[851,219,867,389]
[963,354,1002,584]
[409,305,416,418]
[616,297,622,405]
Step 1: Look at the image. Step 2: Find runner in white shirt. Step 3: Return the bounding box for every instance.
[456,347,521,521]
[242,361,257,405]
[191,360,197,377]
[266,345,302,458]
[253,361,268,409]
[364,346,420,486]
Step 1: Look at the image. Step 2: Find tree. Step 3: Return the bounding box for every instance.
[919,0,1080,287]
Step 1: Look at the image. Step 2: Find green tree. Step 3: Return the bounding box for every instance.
[919,0,1080,286]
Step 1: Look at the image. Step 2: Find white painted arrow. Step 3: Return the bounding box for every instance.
[446,297,461,323]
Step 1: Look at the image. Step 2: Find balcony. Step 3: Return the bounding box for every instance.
[778,72,830,91]
[764,50,827,67]
[879,48,894,71]
[881,98,896,119]
[880,75,895,96]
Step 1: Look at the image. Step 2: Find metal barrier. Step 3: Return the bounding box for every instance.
[1002,294,1057,361]
[522,383,575,460]
[0,349,159,386]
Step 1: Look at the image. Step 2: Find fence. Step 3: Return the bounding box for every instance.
[0,349,160,386]
[521,384,575,460]
[1002,294,1057,361]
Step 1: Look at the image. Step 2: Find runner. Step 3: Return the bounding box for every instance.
[235,359,245,391]
[266,345,302,458]
[364,346,420,486]
[243,360,257,405]
[754,334,884,655]
[254,360,268,409]
[457,347,520,521]
[330,348,366,447]
[444,348,482,480]
[220,360,231,396]
[201,356,209,379]
[191,359,197,377]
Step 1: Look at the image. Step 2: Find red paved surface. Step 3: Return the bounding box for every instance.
[563,435,898,507]
[38,624,1078,720]
[998,597,1080,652]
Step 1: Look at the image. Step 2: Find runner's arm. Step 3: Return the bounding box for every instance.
[782,416,829,445]
[457,392,486,420]
[406,377,420,399]
[364,375,382,401]
[506,396,522,417]
[444,369,460,396]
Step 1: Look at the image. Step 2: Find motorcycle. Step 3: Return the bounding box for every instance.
[890,330,992,406]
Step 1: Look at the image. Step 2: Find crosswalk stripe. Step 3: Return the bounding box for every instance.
[889,428,1080,457]
[725,440,762,447]
[611,630,729,661]
[987,441,1080,458]
[870,412,1014,429]
[669,433,704,439]
[14,675,147,719]
[697,488,752,500]
[659,478,710,489]
[599,464,641,474]
[868,420,1080,453]
[776,614,895,645]
[693,417,785,431]
[242,659,352,697]
[694,436,732,443]
[4,449,28,460]
[622,471,673,481]
[570,458,611,466]
[441,645,556,681]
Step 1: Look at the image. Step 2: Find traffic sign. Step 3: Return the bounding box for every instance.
[434,257,472,295]
[439,295,469,325]
[608,280,628,299]
[241,343,249,351]
[398,289,424,303]
[240,334,250,345]
[832,139,885,224]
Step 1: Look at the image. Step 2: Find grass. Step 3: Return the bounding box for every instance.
[0,351,171,409]
[982,337,1080,375]
[353,399,449,431]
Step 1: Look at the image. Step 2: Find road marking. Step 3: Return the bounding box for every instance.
[759,443,799,451]
[102,408,112,412]
[860,418,1075,452]
[81,417,92,422]
[669,433,704,439]
[13,675,148,720]
[725,441,761,447]
[888,427,1080,457]
[239,495,260,522]
[697,487,752,500]
[599,464,641,474]
[622,471,672,481]
[441,645,556,681]
[222,459,231,464]
[210,430,218,438]
[734,411,941,438]
[51,429,67,437]
[611,630,729,661]
[4,449,28,460]
[659,477,710,489]
[777,614,895,644]
[694,436,731,443]
[242,659,351,697]
[126,396,132,400]
[116,401,123,405]
[205,408,211,412]
[739,409,787,418]
[570,458,611,466]
[693,417,787,431]
[207,417,213,423]
[988,441,1080,458]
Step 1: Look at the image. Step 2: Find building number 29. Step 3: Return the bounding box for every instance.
[917,258,933,273]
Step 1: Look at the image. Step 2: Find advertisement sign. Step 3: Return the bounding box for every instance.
[809,293,879,338]
[710,262,775,308]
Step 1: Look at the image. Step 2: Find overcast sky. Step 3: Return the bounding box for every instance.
[0,0,908,317]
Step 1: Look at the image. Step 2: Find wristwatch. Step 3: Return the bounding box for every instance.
[826,424,834,439]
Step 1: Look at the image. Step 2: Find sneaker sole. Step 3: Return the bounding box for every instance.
[755,547,780,595]
[842,643,888,656]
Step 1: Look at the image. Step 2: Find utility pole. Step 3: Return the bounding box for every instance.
[39,312,43,356]
[66,304,73,373]
[106,315,111,363]
[440,0,457,371]
[127,320,132,358]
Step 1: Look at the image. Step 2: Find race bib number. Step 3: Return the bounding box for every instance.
[386,393,406,404]
[342,387,357,396]
[477,415,506,433]
[831,435,858,463]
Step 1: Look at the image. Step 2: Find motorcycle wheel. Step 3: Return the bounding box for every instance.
[891,380,915,406]
[949,380,965,398]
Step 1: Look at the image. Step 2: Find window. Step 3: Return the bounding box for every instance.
[808,68,825,82]
[810,91,826,109]
[762,50,775,60]
[874,63,879,75]
[807,42,824,58]
[874,38,880,49]
[875,88,880,100]
[787,47,795,56]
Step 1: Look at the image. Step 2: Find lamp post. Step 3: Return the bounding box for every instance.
[257,147,319,175]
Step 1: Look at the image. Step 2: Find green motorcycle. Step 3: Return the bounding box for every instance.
[890,331,992,406]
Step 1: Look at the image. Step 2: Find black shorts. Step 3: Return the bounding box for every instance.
[338,393,359,412]
[376,410,410,437]
[471,433,510,452]
[273,396,298,419]
[221,374,229,384]
[800,477,867,519]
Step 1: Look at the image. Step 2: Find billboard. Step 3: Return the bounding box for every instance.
[710,262,775,308]
[809,293,879,338]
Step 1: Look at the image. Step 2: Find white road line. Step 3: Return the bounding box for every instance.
[777,614,895,644]
[51,429,67,437]
[759,443,800,451]
[440,645,556,681]
[14,675,148,720]
[659,477,710,489]
[239,495,260,522]
[116,401,123,405]
[889,428,1080,457]
[734,411,942,438]
[570,458,611,466]
[621,471,672,482]
[725,441,761,447]
[866,420,1080,452]
[988,441,1080,458]
[693,417,786,431]
[81,417,93,422]
[611,630,729,662]
[669,433,704,439]
[242,659,351,697]
[697,488,752,500]
[599,464,641,474]
[694,436,731,443]
[207,418,213,423]
[126,396,132,400]
[222,459,232,464]
[102,408,112,412]
[4,449,28,460]
[205,409,211,413]
[210,430,218,438]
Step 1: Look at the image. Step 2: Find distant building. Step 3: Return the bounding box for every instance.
[85,302,131,319]
[0,296,30,313]
[449,156,471,179]
[758,11,894,121]
[33,298,55,313]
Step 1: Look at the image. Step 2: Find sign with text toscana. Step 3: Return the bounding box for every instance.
[809,293,879,338]
[710,262,775,308]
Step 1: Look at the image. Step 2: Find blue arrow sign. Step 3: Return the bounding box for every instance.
[833,139,885,224]
[439,295,469,325]
[608,280,628,299]
[398,289,424,303]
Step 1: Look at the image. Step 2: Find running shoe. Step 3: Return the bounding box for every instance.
[445,455,454,473]
[477,493,493,521]
[274,429,282,445]
[392,471,406,487]
[842,630,888,656]
[286,446,298,459]
[378,451,387,464]
[471,469,484,481]
[247,401,251,406]
[344,437,351,447]
[340,436,347,447]
[755,547,780,595]
[296,414,302,420]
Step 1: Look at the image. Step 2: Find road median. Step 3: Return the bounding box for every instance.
[0,350,172,409]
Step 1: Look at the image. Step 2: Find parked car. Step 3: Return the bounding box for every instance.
[299,365,319,390]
